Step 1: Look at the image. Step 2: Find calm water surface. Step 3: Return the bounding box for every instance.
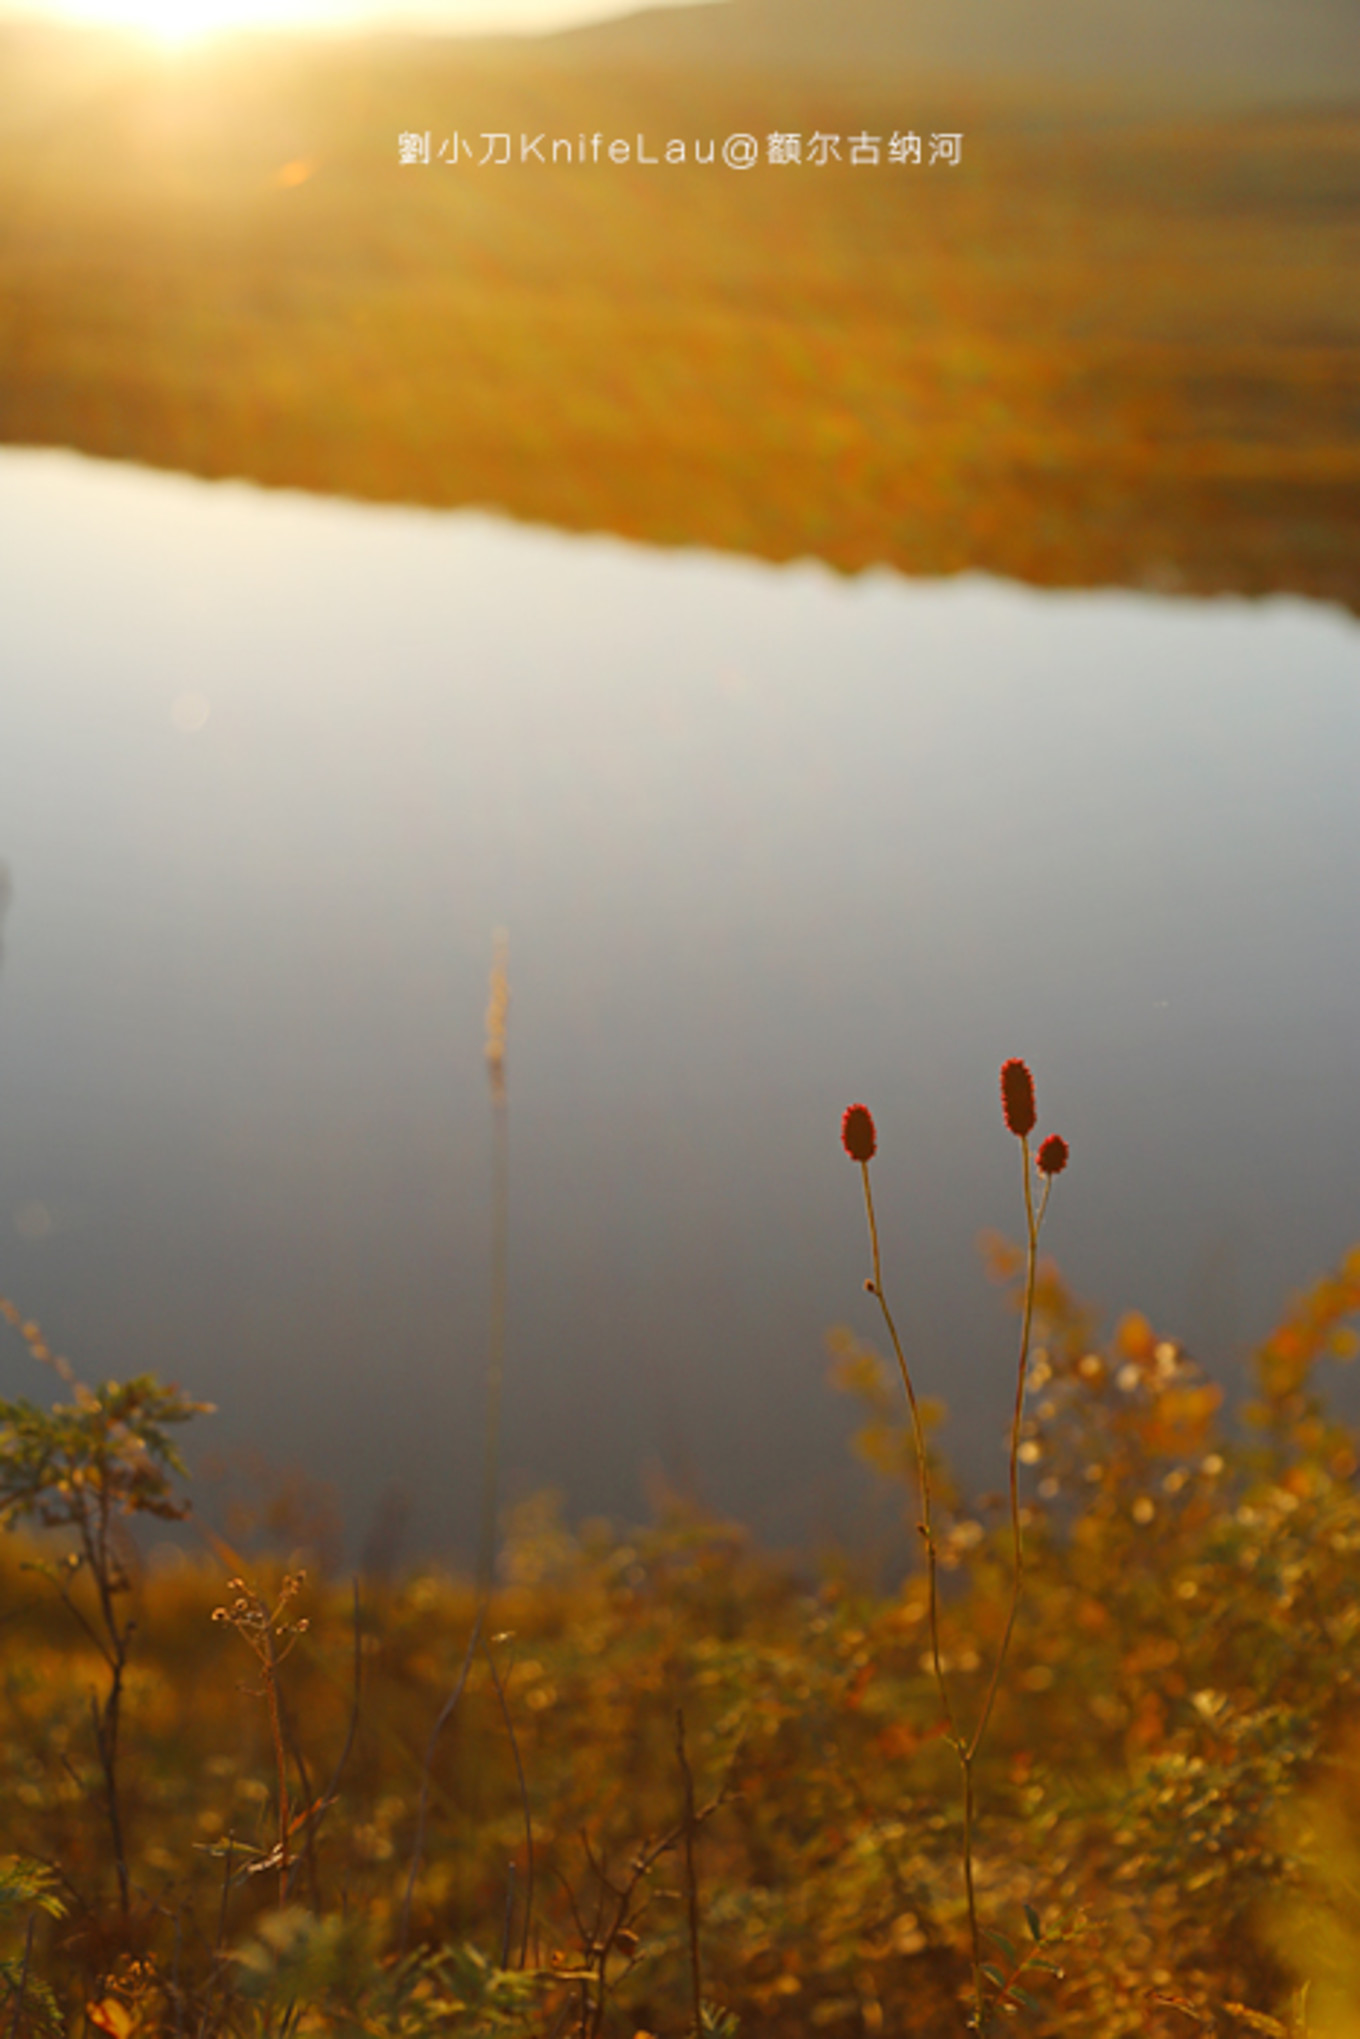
[1,446,1359,1560]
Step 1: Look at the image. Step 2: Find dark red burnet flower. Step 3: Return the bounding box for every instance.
[1036,1133,1070,1177]
[999,1058,1037,1139]
[841,1103,877,1163]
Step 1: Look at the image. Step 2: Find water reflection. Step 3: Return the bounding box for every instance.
[0,446,1358,1560]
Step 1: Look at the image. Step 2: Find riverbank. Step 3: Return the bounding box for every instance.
[1,27,1357,609]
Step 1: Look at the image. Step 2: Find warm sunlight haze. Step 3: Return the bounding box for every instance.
[11,0,294,36]
[1,0,1358,2020]
[3,0,719,38]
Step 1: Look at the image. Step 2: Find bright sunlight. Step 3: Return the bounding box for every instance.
[12,0,723,43]
[24,0,347,39]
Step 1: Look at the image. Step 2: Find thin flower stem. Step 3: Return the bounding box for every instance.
[860,1158,981,2011]
[264,1642,290,1909]
[849,1087,1062,2035]
[968,1150,1051,1765]
[962,1763,981,2012]
[476,1090,510,1601]
[858,1161,959,1749]
[860,1140,1054,2035]
[484,1639,535,1971]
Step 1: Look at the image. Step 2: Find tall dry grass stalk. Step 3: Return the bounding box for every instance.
[478,928,511,1600]
[401,929,512,1944]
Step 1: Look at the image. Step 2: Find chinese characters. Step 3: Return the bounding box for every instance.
[396,128,965,170]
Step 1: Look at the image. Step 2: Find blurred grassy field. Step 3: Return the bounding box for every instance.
[1,24,1357,604]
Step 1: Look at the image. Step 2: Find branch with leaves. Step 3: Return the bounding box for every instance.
[0,1299,211,1921]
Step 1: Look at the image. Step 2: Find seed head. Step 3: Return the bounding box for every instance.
[1037,1134,1069,1177]
[841,1104,877,1163]
[1000,1058,1037,1139]
[485,929,509,1108]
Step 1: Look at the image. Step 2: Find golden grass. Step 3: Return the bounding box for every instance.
[0,27,1356,605]
[1,1196,1360,2031]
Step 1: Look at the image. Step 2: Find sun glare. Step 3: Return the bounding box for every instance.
[21,0,729,42]
[36,0,346,41]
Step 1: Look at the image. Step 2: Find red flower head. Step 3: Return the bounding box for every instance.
[1000,1058,1037,1139]
[841,1104,877,1163]
[1036,1133,1069,1177]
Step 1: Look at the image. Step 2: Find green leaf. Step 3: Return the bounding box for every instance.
[1024,1903,1042,1942]
[0,1857,66,1921]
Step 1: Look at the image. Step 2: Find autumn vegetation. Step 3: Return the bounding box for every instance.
[1,19,1358,2029]
[0,23,1357,611]
[2,1076,1360,2034]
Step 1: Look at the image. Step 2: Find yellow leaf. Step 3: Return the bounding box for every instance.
[87,2000,135,2039]
[1115,1312,1156,1364]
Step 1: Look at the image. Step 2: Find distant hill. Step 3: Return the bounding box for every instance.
[529,0,1360,107]
[1,14,1356,610]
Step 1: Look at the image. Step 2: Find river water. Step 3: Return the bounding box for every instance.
[1,445,1358,1563]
